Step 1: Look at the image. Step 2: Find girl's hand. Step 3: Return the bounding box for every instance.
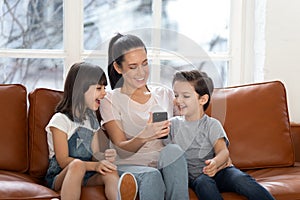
[95,160,117,175]
[104,149,116,163]
[203,159,218,177]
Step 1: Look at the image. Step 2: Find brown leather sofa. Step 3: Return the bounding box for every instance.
[0,80,300,200]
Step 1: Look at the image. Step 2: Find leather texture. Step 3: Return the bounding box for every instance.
[0,84,28,172]
[28,88,63,179]
[207,81,294,169]
[0,81,300,199]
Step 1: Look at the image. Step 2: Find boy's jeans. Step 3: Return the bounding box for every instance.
[190,166,275,200]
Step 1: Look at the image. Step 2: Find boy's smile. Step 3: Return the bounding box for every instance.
[173,80,206,121]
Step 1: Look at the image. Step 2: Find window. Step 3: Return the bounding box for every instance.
[0,0,64,90]
[0,0,250,91]
[83,0,230,88]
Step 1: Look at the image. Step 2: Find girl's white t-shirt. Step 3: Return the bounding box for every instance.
[100,85,174,166]
[45,112,98,159]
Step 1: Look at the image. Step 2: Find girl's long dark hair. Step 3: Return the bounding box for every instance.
[56,62,107,122]
[108,33,147,89]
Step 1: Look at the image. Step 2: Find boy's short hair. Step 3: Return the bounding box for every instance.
[172,70,214,111]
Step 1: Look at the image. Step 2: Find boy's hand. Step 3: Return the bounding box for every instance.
[104,149,116,163]
[203,159,218,177]
[218,157,233,170]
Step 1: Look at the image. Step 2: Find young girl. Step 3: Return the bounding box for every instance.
[164,70,275,200]
[45,62,137,200]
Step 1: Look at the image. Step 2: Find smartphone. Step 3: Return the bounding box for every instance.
[152,112,168,139]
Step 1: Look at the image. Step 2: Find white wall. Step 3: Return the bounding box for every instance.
[264,0,300,123]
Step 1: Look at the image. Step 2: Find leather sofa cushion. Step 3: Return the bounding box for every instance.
[207,81,294,169]
[247,166,300,199]
[28,88,63,178]
[0,170,59,199]
[80,186,107,200]
[291,123,300,162]
[0,84,28,172]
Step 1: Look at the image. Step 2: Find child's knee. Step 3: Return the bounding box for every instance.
[142,169,163,184]
[68,159,86,174]
[193,175,215,189]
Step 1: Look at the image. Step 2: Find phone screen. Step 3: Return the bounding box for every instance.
[152,112,168,139]
[152,112,168,122]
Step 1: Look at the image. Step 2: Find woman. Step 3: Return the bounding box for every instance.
[100,33,189,200]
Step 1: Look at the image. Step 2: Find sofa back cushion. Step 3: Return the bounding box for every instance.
[28,88,63,178]
[206,81,294,169]
[0,84,28,172]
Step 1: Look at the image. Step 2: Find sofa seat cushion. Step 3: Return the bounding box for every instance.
[80,186,106,200]
[0,170,59,200]
[246,166,300,200]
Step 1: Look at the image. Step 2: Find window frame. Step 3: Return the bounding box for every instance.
[0,0,255,87]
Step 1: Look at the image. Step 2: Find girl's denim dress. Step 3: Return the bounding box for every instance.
[45,112,99,189]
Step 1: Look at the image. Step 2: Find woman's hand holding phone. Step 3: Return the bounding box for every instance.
[152,112,169,139]
[138,112,170,141]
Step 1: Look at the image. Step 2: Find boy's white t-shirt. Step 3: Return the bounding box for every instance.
[45,112,98,159]
[100,85,174,166]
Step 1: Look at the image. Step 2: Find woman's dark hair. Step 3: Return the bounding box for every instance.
[172,70,214,111]
[56,62,107,122]
[108,33,147,89]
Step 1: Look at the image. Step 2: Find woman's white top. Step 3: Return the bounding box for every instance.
[100,85,174,166]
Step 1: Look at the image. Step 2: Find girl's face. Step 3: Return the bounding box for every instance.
[173,81,206,121]
[116,48,149,90]
[84,84,106,111]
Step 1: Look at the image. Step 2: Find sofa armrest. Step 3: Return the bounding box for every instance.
[291,123,300,163]
[0,84,28,172]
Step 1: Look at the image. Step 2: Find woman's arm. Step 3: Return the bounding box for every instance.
[203,138,229,177]
[103,117,170,156]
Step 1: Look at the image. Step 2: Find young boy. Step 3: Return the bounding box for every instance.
[164,70,275,200]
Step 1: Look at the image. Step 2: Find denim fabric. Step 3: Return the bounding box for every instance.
[118,144,189,200]
[45,112,99,189]
[189,166,275,200]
